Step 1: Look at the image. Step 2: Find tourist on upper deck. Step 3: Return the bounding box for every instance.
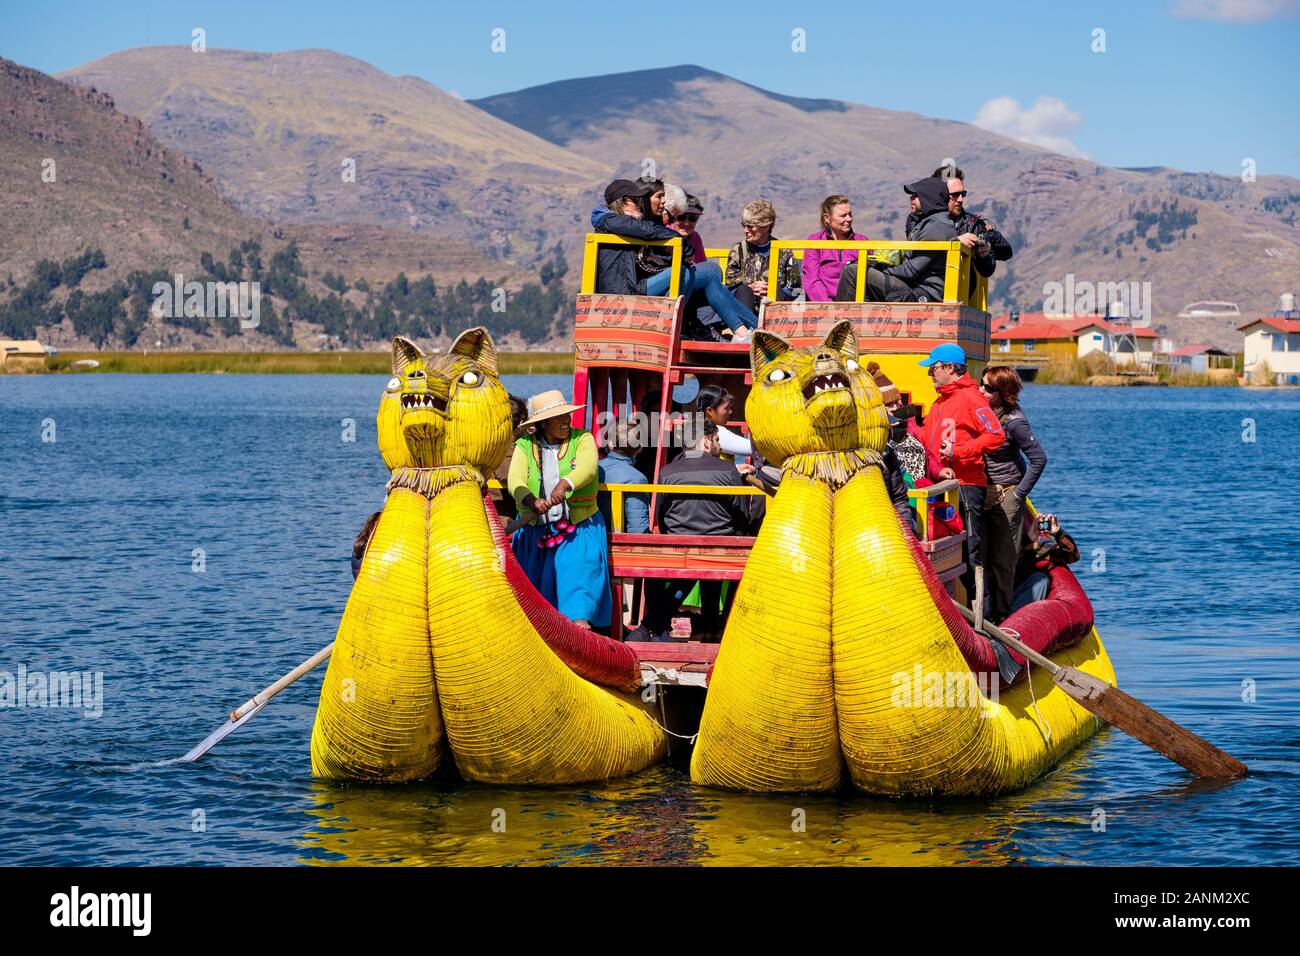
[627,421,761,642]
[1010,511,1079,614]
[932,164,1013,301]
[802,195,869,301]
[917,343,1006,607]
[639,178,666,223]
[508,389,611,631]
[592,179,680,296]
[836,177,956,303]
[637,185,706,275]
[670,191,746,342]
[597,421,650,535]
[724,199,802,315]
[978,365,1048,621]
[636,195,760,341]
[670,189,710,264]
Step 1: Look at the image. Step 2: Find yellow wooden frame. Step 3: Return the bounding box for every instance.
[581,233,684,298]
[765,239,987,310]
[488,478,763,533]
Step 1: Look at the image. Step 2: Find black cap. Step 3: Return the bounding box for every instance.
[685,193,704,216]
[604,178,653,205]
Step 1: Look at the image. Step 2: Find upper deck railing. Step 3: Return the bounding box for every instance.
[581,233,986,310]
[580,234,686,297]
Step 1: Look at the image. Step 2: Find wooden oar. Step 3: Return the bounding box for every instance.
[954,603,1247,779]
[502,511,539,535]
[176,642,334,763]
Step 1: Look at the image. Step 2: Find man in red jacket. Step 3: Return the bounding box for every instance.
[917,343,1006,609]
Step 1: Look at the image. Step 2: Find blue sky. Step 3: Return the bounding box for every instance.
[4,0,1299,178]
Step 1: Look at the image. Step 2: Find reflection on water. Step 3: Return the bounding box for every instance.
[298,744,1109,866]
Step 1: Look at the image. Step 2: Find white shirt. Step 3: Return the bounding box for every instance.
[717,424,753,458]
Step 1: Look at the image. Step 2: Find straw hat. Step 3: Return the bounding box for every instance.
[521,389,583,428]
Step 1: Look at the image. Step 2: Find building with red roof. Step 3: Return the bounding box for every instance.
[1239,315,1300,384]
[990,312,1162,369]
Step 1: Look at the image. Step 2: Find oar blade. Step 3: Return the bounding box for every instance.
[1054,667,1247,780]
[178,700,269,763]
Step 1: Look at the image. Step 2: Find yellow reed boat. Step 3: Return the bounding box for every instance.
[309,233,1115,795]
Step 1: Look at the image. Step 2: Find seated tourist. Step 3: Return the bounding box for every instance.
[835,177,956,303]
[724,199,802,315]
[802,195,870,301]
[592,179,680,295]
[933,164,1013,301]
[1008,512,1080,615]
[638,185,704,272]
[639,178,666,224]
[639,193,758,340]
[695,383,753,459]
[627,421,761,642]
[597,422,650,534]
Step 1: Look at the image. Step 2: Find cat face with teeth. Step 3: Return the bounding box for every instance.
[746,320,888,464]
[376,328,512,472]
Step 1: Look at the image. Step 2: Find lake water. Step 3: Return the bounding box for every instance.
[1,374,1297,866]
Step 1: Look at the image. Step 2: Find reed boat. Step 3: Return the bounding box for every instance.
[309,233,1116,795]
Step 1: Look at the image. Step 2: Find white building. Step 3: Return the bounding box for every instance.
[1166,344,1234,374]
[1074,322,1161,368]
[1238,318,1300,385]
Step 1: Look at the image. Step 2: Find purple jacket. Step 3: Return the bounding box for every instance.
[801,229,870,302]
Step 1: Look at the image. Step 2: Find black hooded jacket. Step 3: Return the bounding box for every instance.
[882,177,958,302]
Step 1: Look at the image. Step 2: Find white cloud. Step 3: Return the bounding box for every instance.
[1171,0,1299,21]
[972,96,1087,158]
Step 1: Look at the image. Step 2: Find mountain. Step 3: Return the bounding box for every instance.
[61,47,606,265]
[473,65,1300,347]
[49,51,1300,350]
[1,57,561,351]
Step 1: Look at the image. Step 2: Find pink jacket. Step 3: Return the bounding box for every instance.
[801,229,869,301]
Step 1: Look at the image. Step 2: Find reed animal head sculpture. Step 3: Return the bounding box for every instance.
[376,327,512,473]
[746,320,888,476]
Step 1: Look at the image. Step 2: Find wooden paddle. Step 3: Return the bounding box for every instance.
[954,603,1247,779]
[176,643,334,763]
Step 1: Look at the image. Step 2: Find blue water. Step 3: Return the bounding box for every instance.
[1,374,1297,866]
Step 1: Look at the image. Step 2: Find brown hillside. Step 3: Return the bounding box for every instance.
[474,65,1300,348]
[61,47,605,265]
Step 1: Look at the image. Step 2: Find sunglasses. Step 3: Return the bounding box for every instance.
[674,214,700,223]
[948,190,968,199]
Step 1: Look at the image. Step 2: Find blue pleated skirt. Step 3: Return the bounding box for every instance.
[511,510,612,628]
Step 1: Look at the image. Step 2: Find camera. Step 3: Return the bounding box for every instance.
[1038,515,1052,532]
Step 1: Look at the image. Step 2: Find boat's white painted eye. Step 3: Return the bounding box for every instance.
[460,370,479,386]
[386,377,402,392]
[768,368,787,382]
[846,359,860,373]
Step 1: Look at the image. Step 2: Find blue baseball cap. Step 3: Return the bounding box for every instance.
[918,343,966,367]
